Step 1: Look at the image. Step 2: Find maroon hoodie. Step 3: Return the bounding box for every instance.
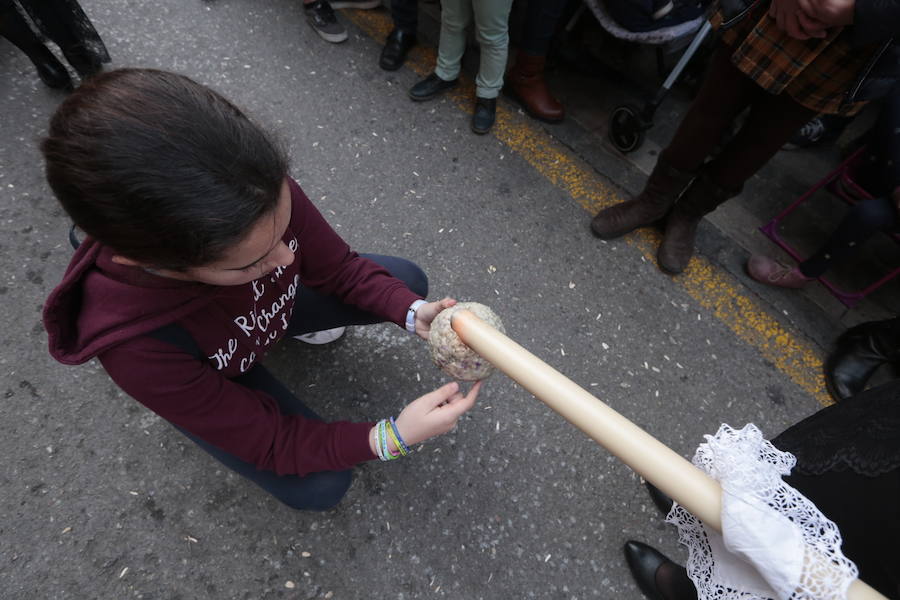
[43,177,422,476]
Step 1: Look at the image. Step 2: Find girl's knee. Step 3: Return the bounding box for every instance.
[405,263,428,298]
[368,255,428,297]
[440,19,468,35]
[475,28,508,50]
[277,470,352,512]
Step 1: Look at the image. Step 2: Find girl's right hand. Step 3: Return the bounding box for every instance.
[395,381,483,447]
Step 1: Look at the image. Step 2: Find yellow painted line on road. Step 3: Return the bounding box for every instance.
[345,9,829,405]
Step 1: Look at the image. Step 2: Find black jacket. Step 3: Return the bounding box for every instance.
[849,0,899,103]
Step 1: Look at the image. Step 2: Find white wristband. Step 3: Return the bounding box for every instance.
[405,299,427,334]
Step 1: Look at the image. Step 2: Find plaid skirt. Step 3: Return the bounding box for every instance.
[711,0,880,115]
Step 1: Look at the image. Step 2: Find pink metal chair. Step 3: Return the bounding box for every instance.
[758,147,900,308]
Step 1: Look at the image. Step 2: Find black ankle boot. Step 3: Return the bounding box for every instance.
[471,96,496,134]
[379,28,416,71]
[30,46,73,90]
[825,318,900,402]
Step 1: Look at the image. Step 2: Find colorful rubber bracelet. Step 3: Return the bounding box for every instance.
[385,421,401,458]
[385,420,408,457]
[379,420,400,461]
[388,417,411,455]
[373,423,385,461]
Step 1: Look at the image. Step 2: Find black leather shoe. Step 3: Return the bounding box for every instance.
[30,46,73,90]
[624,541,670,600]
[379,28,416,71]
[471,96,496,134]
[646,482,674,517]
[824,320,900,402]
[408,72,458,101]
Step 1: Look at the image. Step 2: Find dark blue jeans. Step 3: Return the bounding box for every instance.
[520,0,571,57]
[179,254,428,511]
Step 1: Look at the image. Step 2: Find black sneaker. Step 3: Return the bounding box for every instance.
[783,115,847,150]
[330,0,381,8]
[304,0,348,43]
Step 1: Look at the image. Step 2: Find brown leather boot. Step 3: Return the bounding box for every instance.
[590,158,696,239]
[506,50,564,123]
[657,173,741,274]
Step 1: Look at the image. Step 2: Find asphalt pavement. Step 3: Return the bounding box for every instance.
[1,1,834,598]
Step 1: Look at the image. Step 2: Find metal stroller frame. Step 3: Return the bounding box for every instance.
[566,0,713,153]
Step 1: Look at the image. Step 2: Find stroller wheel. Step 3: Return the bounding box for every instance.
[609,104,647,153]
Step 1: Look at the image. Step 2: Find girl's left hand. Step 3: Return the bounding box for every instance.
[413,297,457,340]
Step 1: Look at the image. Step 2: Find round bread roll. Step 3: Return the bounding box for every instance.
[428,302,505,381]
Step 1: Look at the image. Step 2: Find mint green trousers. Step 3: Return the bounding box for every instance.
[434,0,515,99]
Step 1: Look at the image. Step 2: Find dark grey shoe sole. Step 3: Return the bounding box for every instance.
[408,81,457,102]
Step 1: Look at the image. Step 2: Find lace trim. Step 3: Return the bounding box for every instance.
[668,424,858,600]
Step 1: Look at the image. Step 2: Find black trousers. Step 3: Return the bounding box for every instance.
[519,0,571,56]
[390,0,417,33]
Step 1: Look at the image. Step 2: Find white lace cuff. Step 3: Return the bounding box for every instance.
[666,424,858,600]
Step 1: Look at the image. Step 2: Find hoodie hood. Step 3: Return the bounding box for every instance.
[43,237,221,365]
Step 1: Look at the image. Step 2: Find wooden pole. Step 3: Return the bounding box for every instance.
[450,309,886,600]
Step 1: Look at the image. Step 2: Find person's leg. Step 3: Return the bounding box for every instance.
[592,44,759,240]
[520,0,569,57]
[391,0,418,33]
[471,0,514,100]
[467,0,514,134]
[658,44,763,173]
[176,364,352,511]
[624,541,698,600]
[506,0,570,123]
[870,84,900,198]
[16,0,106,77]
[380,0,419,70]
[657,87,817,273]
[303,0,349,44]
[286,254,428,336]
[700,91,818,191]
[434,0,471,82]
[0,0,72,89]
[745,197,895,287]
[798,196,898,277]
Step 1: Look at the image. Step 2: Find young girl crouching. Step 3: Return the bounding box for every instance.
[41,68,481,511]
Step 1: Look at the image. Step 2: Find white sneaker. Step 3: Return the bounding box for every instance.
[293,327,346,345]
